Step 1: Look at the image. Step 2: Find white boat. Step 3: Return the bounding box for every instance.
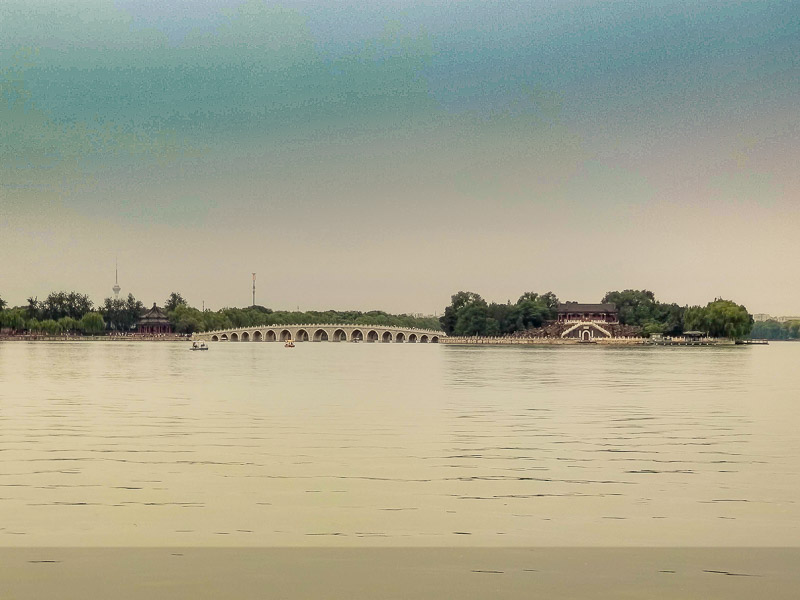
[284,339,295,348]
[191,342,209,351]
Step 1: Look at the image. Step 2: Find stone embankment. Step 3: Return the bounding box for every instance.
[0,334,188,342]
[441,336,647,345]
[509,322,643,338]
[441,336,731,346]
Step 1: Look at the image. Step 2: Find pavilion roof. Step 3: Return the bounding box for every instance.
[139,303,170,324]
[557,302,618,313]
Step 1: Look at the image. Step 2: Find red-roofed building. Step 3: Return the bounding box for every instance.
[138,303,172,334]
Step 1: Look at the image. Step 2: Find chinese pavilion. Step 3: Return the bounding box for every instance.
[556,302,619,341]
[556,303,619,323]
[138,303,172,334]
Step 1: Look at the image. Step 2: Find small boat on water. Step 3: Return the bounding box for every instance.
[284,339,295,348]
[191,341,209,351]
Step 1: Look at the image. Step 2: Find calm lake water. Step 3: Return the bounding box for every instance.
[1,341,798,546]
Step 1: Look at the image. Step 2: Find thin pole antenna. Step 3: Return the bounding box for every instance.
[252,273,256,307]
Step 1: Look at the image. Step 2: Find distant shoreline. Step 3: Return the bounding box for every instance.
[2,335,790,344]
[0,334,188,342]
[441,336,739,346]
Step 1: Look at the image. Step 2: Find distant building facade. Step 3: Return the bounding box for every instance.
[752,313,800,323]
[138,303,172,334]
[556,302,619,341]
[557,303,619,324]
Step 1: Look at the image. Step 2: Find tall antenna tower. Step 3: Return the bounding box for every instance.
[252,272,256,307]
[112,257,121,299]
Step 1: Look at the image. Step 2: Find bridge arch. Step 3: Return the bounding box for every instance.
[196,325,444,345]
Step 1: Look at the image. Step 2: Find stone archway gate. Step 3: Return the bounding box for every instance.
[193,324,444,344]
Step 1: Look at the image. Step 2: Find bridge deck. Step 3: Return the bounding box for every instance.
[193,324,444,343]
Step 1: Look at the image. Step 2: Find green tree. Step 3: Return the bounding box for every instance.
[26,297,40,320]
[58,316,79,333]
[684,300,753,339]
[1,309,26,332]
[652,302,685,335]
[0,295,6,310]
[101,297,126,331]
[125,294,145,330]
[441,290,559,336]
[169,304,204,334]
[39,291,93,320]
[602,290,686,335]
[539,292,560,314]
[751,319,800,340]
[514,296,552,329]
[642,321,666,336]
[79,312,106,335]
[602,290,657,326]
[165,292,188,313]
[487,302,515,334]
[40,319,63,335]
[454,301,489,336]
[101,293,144,331]
[440,291,485,335]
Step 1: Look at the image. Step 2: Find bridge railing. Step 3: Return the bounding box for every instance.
[197,323,446,336]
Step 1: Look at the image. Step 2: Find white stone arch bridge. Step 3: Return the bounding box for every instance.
[193,324,444,344]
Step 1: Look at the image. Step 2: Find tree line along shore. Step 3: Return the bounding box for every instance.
[439,289,757,340]
[1,288,788,342]
[0,291,440,337]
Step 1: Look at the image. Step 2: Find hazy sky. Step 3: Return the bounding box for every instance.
[2,0,798,314]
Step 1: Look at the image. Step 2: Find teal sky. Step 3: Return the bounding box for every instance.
[2,0,799,314]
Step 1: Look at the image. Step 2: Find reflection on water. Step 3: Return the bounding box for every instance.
[0,341,797,546]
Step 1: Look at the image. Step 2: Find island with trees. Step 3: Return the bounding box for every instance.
[439,289,755,343]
